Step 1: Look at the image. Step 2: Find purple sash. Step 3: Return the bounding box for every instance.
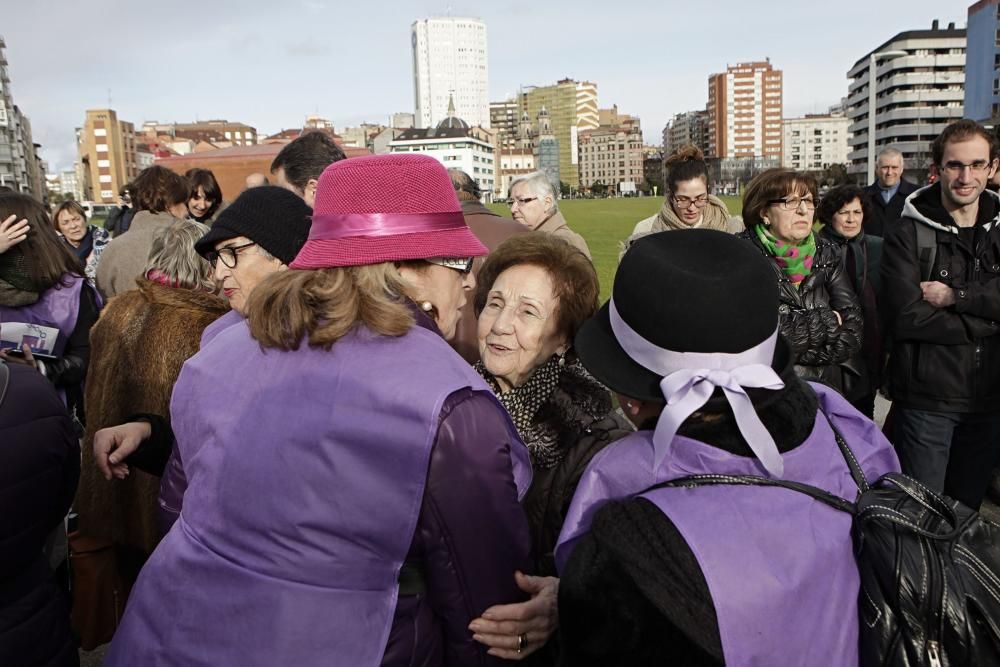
[0,274,84,358]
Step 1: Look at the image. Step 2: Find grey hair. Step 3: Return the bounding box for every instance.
[876,147,904,164]
[510,171,557,212]
[144,219,216,292]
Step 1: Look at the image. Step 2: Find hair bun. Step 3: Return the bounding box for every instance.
[665,144,704,168]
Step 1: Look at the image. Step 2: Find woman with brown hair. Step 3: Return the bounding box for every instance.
[185,168,223,224]
[52,199,110,284]
[623,145,742,254]
[104,154,533,667]
[738,169,862,390]
[96,165,190,298]
[0,193,100,428]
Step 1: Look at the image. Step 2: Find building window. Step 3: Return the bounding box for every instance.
[96,144,108,153]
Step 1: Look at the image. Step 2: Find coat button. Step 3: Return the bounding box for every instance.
[959,290,967,298]
[993,264,999,272]
[940,269,949,278]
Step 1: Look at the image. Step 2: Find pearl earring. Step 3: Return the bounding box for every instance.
[419,301,434,313]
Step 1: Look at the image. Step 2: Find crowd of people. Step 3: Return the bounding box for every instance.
[0,118,998,666]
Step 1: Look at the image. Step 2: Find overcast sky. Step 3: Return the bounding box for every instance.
[5,0,969,172]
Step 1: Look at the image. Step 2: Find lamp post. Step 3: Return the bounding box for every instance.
[866,49,908,184]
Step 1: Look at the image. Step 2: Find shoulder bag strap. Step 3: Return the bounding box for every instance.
[0,361,8,408]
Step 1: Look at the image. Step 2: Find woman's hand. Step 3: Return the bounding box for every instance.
[0,215,29,253]
[0,344,37,369]
[469,571,559,660]
[93,421,152,480]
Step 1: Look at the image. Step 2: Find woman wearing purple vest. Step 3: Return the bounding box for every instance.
[553,230,899,665]
[104,154,533,667]
[0,193,100,430]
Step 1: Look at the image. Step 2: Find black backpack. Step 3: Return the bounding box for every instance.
[646,413,1000,666]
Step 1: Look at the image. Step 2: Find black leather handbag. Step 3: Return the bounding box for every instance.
[646,413,1000,666]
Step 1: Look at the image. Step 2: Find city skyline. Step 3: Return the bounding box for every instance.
[4,0,968,172]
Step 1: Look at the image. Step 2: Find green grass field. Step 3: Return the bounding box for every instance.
[487,196,743,301]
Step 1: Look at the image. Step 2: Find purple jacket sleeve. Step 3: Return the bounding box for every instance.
[417,388,533,666]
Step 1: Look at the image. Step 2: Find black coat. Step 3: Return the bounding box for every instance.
[881,185,1000,413]
[0,362,80,667]
[818,226,885,402]
[863,179,919,237]
[739,230,863,391]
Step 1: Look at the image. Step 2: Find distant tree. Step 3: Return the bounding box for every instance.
[559,180,570,198]
[820,164,849,187]
[591,181,607,197]
[49,191,73,206]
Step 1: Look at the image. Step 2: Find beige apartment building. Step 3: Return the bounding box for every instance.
[578,114,644,192]
[707,60,783,159]
[519,79,598,187]
[782,114,851,171]
[78,109,137,203]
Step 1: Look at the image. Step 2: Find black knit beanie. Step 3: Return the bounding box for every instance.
[194,186,311,265]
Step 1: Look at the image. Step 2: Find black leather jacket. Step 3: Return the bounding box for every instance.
[739,229,863,391]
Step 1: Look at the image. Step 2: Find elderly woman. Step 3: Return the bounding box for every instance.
[0,193,100,429]
[818,185,884,418]
[738,169,863,391]
[52,200,110,284]
[554,229,899,665]
[185,168,223,224]
[623,145,742,254]
[103,154,532,667]
[73,220,228,634]
[509,172,590,258]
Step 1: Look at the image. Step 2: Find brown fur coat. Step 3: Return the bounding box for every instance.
[75,279,229,553]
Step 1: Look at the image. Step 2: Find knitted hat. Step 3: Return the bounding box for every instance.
[290,154,487,269]
[574,230,791,477]
[194,186,311,265]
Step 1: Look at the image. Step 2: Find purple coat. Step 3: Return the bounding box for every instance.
[556,384,899,666]
[109,314,532,666]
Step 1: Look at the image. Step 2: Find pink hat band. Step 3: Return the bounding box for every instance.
[308,211,468,240]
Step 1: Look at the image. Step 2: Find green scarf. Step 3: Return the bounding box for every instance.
[754,224,816,286]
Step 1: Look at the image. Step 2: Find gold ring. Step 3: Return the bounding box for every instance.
[516,633,528,653]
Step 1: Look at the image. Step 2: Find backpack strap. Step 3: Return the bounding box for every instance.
[914,222,938,282]
[0,361,8,408]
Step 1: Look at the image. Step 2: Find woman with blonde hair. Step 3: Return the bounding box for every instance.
[104,154,533,667]
[623,145,742,254]
[52,200,110,284]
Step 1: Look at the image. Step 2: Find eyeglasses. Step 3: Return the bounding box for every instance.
[508,196,538,207]
[206,241,257,269]
[768,196,817,211]
[427,257,474,274]
[671,195,709,209]
[940,160,995,175]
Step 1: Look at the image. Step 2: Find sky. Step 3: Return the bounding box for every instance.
[4,0,969,173]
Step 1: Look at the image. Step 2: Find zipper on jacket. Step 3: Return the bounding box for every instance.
[976,343,982,370]
[927,640,942,667]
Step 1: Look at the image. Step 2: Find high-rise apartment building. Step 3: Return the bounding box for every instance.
[706,61,783,159]
[0,36,44,199]
[78,109,138,204]
[519,79,598,187]
[412,17,489,129]
[578,118,644,191]
[489,99,520,149]
[964,1,1000,124]
[782,114,851,171]
[663,110,710,156]
[846,21,966,178]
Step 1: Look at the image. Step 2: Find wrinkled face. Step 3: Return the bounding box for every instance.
[831,197,864,239]
[188,186,215,220]
[56,209,86,245]
[876,154,903,189]
[212,235,284,315]
[477,264,569,393]
[762,188,816,245]
[399,263,475,341]
[509,182,551,230]
[669,178,709,225]
[938,136,997,211]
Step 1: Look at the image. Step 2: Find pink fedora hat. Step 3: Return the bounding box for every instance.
[290,153,488,269]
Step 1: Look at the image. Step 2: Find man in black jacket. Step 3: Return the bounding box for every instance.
[881,119,1000,509]
[864,147,919,237]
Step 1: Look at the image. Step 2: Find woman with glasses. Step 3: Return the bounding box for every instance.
[738,169,862,391]
[102,154,532,666]
[623,145,742,255]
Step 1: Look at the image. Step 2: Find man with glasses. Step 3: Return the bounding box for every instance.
[882,119,1000,510]
[863,147,918,237]
[508,172,591,259]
